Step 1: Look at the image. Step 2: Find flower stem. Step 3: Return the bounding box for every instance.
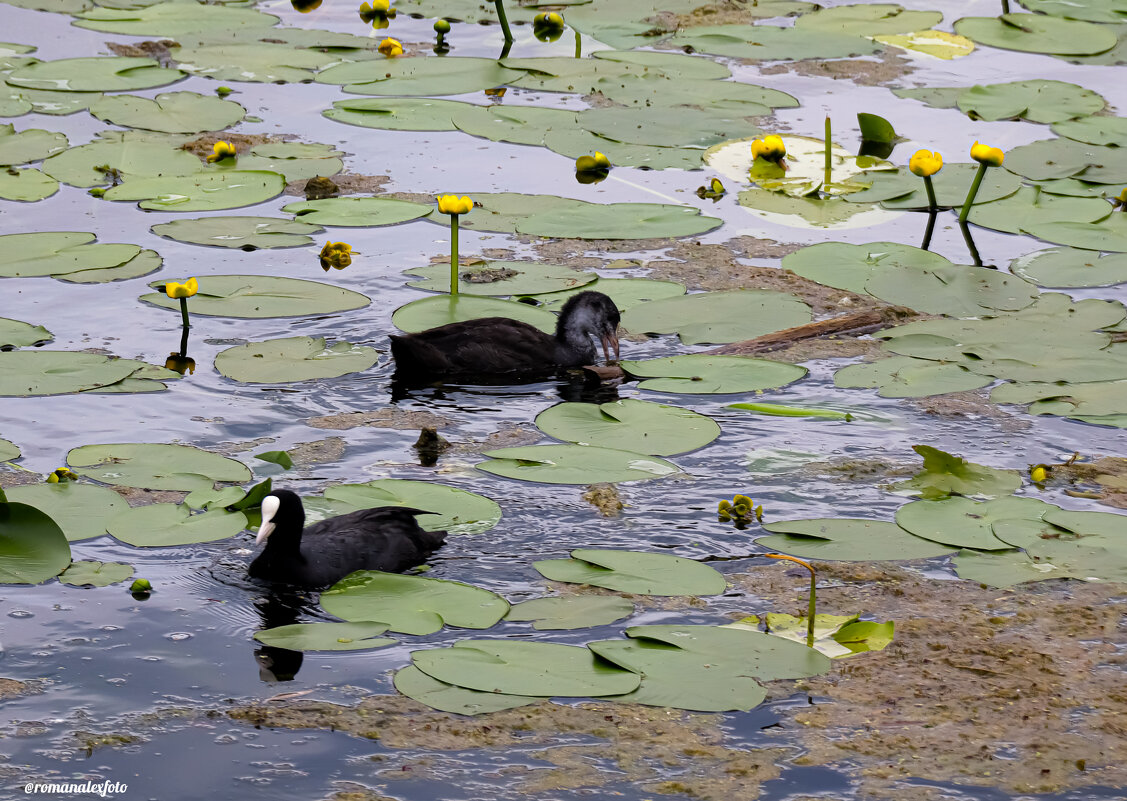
[574,28,581,58]
[450,213,460,295]
[823,116,832,196]
[922,174,937,213]
[178,297,191,331]
[493,0,513,43]
[921,209,937,251]
[959,162,989,223]
[1001,0,1010,14]
[959,218,986,268]
[766,554,817,648]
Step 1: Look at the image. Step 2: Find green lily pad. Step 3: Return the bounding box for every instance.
[320,572,510,635]
[758,518,957,561]
[1011,247,1127,287]
[104,170,285,212]
[953,14,1116,55]
[1023,213,1127,252]
[0,83,101,117]
[596,76,796,115]
[184,486,246,510]
[393,665,539,716]
[74,3,277,35]
[621,290,811,345]
[391,295,557,335]
[283,196,431,227]
[622,354,808,395]
[1051,115,1127,147]
[0,123,67,165]
[0,168,58,201]
[141,275,370,318]
[1019,0,1127,22]
[252,622,396,652]
[0,437,18,461]
[795,4,942,35]
[834,356,993,398]
[1004,137,1127,183]
[505,596,635,630]
[956,80,1105,123]
[478,445,678,485]
[533,549,725,596]
[151,216,324,250]
[7,56,184,92]
[502,54,673,94]
[412,639,640,698]
[58,560,133,587]
[321,479,501,535]
[846,164,1022,209]
[4,482,128,541]
[406,261,595,296]
[952,547,1102,587]
[517,202,722,241]
[318,57,523,97]
[41,132,202,188]
[324,97,466,132]
[576,105,761,149]
[524,277,686,312]
[895,496,1056,551]
[67,443,252,491]
[171,42,338,84]
[0,498,71,584]
[737,187,895,228]
[542,126,706,171]
[0,351,139,396]
[727,614,895,659]
[215,337,378,383]
[670,24,881,61]
[89,91,244,133]
[894,445,1022,500]
[0,317,50,348]
[968,187,1112,235]
[994,378,1127,417]
[55,248,162,284]
[453,104,580,147]
[535,399,720,456]
[0,231,141,278]
[108,503,247,547]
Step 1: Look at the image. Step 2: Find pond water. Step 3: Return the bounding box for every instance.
[3,0,1127,798]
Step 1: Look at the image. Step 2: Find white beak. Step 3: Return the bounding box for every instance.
[256,495,280,545]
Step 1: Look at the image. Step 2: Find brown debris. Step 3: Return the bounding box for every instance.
[284,174,391,197]
[759,51,915,87]
[583,483,624,516]
[106,40,177,67]
[306,409,453,431]
[288,437,346,466]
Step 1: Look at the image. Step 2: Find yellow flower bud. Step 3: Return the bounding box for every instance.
[733,494,752,508]
[710,177,724,194]
[534,11,565,27]
[576,153,611,174]
[970,141,1004,167]
[908,149,943,177]
[205,141,237,163]
[378,37,404,57]
[718,499,732,513]
[1031,465,1048,483]
[436,194,473,215]
[164,277,199,299]
[751,134,786,164]
[319,242,354,271]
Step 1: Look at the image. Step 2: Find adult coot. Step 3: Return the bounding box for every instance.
[247,490,447,588]
[390,290,620,382]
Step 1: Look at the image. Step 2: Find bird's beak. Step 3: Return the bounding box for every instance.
[601,329,620,364]
[255,519,274,546]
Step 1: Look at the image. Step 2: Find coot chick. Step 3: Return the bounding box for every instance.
[390,290,620,382]
[247,490,447,588]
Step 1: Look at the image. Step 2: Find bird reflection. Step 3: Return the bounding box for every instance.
[252,591,315,682]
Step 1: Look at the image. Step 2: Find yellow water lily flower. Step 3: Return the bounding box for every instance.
[575,152,611,173]
[165,352,196,375]
[970,141,1004,167]
[46,467,78,484]
[164,277,199,299]
[378,37,404,57]
[319,241,354,271]
[751,134,787,165]
[534,11,565,27]
[909,149,943,177]
[436,194,473,215]
[206,141,237,163]
[1031,465,1048,483]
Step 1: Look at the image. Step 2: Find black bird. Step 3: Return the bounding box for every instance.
[247,489,447,588]
[390,290,620,382]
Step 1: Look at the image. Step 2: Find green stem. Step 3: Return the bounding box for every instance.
[574,27,581,58]
[806,570,816,648]
[921,209,937,251]
[823,116,832,196]
[450,213,460,295]
[493,0,513,43]
[1001,0,1010,14]
[179,297,191,331]
[179,324,189,357]
[959,218,985,268]
[922,174,937,213]
[959,162,989,223]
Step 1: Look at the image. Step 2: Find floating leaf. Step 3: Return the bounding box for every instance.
[320,572,510,635]
[0,498,71,584]
[1023,214,1127,253]
[670,25,881,61]
[874,30,975,59]
[151,216,324,250]
[7,56,184,92]
[621,354,808,395]
[0,168,58,201]
[894,496,1056,551]
[477,445,678,485]
[894,445,1022,500]
[0,231,140,278]
[215,337,378,383]
[536,399,719,457]
[729,614,895,659]
[252,622,395,652]
[516,202,722,241]
[393,665,538,715]
[737,188,896,229]
[727,402,854,421]
[283,196,432,227]
[58,560,133,587]
[834,358,988,398]
[505,596,635,630]
[0,124,67,165]
[621,290,811,345]
[104,170,285,212]
[41,132,202,188]
[184,486,246,510]
[56,248,162,284]
[412,639,640,697]
[956,80,1105,124]
[255,451,293,470]
[74,3,277,35]
[1051,115,1127,147]
[1004,137,1127,183]
[576,105,762,149]
[318,57,524,97]
[171,42,339,84]
[968,187,1112,236]
[795,4,942,35]
[391,295,557,335]
[141,275,370,318]
[325,98,467,132]
[0,317,51,348]
[533,549,725,596]
[321,479,501,535]
[0,437,18,461]
[67,443,252,491]
[108,504,247,547]
[5,483,128,541]
[0,351,138,396]
[89,91,245,133]
[953,14,1116,55]
[758,518,956,561]
[454,104,580,147]
[1011,247,1127,287]
[406,261,595,297]
[847,164,1022,209]
[525,277,686,312]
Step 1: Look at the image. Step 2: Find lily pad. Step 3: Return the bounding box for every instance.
[894,445,1022,500]
[321,479,501,535]
[670,24,881,61]
[0,232,141,278]
[7,56,184,92]
[67,443,252,491]
[320,572,510,636]
[406,262,595,296]
[0,317,51,348]
[621,354,808,395]
[0,437,18,461]
[1004,137,1127,183]
[5,482,128,541]
[894,496,1056,551]
[1051,115,1127,147]
[55,248,162,284]
[151,216,324,250]
[391,295,557,335]
[728,614,895,659]
[108,503,247,547]
[478,445,678,485]
[0,498,71,584]
[953,14,1116,55]
[967,187,1112,235]
[505,596,635,630]
[141,275,370,318]
[795,4,942,35]
[535,399,720,456]
[517,202,722,241]
[533,549,725,596]
[622,290,809,346]
[0,168,58,201]
[453,104,580,147]
[576,105,761,149]
[74,3,277,35]
[834,356,993,398]
[41,132,202,187]
[393,665,538,716]
[215,337,378,383]
[318,57,523,97]
[412,639,640,698]
[0,123,67,165]
[58,560,133,587]
[1023,214,1127,253]
[524,277,686,312]
[0,351,139,396]
[737,188,896,229]
[956,80,1105,124]
[104,170,285,212]
[252,622,396,652]
[874,30,975,59]
[846,164,1022,209]
[171,42,338,84]
[759,518,957,561]
[283,196,431,227]
[325,98,467,132]
[89,91,244,133]
[1011,247,1127,287]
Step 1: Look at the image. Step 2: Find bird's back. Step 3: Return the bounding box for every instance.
[390,317,560,380]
